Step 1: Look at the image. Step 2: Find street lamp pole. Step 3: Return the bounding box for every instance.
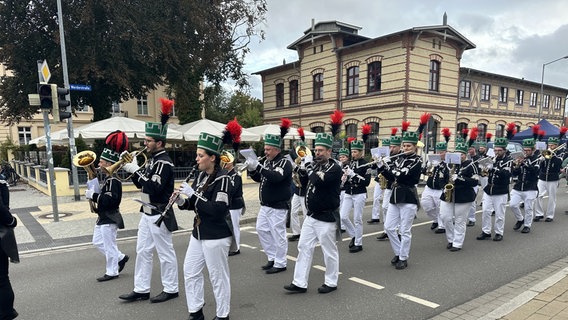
[538,55,568,121]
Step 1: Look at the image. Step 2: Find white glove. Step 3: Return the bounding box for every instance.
[122,162,140,174]
[451,174,458,181]
[345,168,355,177]
[303,155,313,164]
[85,189,94,200]
[175,196,185,206]
[246,159,259,171]
[376,159,384,168]
[383,157,391,164]
[179,182,195,198]
[431,160,440,166]
[485,163,493,170]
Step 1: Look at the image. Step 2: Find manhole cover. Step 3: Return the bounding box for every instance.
[38,212,73,219]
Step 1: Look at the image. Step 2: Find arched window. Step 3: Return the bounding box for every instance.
[426,118,439,153]
[313,73,323,100]
[496,124,505,138]
[429,60,440,92]
[345,123,357,140]
[289,80,298,105]
[275,83,284,107]
[368,61,382,93]
[365,122,380,154]
[346,66,359,96]
[477,124,487,141]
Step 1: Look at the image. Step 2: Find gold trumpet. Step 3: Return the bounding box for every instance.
[102,147,148,181]
[540,144,566,160]
[72,150,98,213]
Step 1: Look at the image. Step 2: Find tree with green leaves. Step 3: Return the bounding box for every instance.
[0,0,266,124]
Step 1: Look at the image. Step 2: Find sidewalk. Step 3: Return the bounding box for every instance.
[8,180,568,319]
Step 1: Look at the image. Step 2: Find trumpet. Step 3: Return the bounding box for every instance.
[155,164,199,227]
[72,150,98,213]
[539,144,566,160]
[102,147,148,181]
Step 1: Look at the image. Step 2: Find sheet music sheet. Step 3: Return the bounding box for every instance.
[427,154,441,165]
[445,152,462,165]
[239,148,258,162]
[487,148,495,157]
[536,141,547,151]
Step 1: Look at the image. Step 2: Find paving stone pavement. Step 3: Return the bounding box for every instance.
[8,180,568,319]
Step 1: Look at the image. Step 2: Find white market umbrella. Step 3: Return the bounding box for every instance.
[246,124,317,140]
[178,118,261,142]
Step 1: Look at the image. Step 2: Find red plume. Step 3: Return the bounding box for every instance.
[560,126,568,139]
[361,123,371,143]
[297,127,305,142]
[417,113,431,134]
[468,127,479,147]
[506,122,517,140]
[538,130,546,141]
[461,128,469,140]
[532,124,541,140]
[105,130,129,153]
[390,127,398,136]
[441,128,451,143]
[330,110,345,137]
[222,117,242,151]
[401,121,410,132]
[485,132,493,142]
[159,98,174,126]
[280,118,291,139]
[347,137,356,143]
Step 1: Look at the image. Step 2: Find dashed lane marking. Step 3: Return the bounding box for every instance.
[240,243,257,250]
[348,277,384,290]
[313,265,343,275]
[395,293,440,308]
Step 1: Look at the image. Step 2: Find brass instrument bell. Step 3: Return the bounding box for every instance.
[72,150,98,213]
[102,147,148,180]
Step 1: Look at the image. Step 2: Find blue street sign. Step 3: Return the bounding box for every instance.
[70,84,92,92]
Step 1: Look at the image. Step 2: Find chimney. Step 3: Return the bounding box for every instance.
[443,12,447,25]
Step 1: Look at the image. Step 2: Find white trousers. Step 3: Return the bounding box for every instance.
[290,194,307,235]
[468,186,479,222]
[371,184,384,221]
[535,180,559,219]
[382,189,392,216]
[256,206,288,268]
[340,193,366,246]
[229,208,242,251]
[420,186,444,228]
[134,213,179,294]
[510,189,537,227]
[184,236,231,318]
[292,216,339,288]
[440,202,471,248]
[385,203,417,261]
[339,191,345,229]
[92,224,125,276]
[481,193,508,235]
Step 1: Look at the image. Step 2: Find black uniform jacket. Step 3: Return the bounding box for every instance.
[179,168,232,240]
[131,149,178,232]
[343,158,371,195]
[300,159,342,222]
[440,160,479,203]
[92,176,124,229]
[227,168,244,210]
[423,161,450,190]
[0,180,18,263]
[538,155,562,182]
[483,155,512,196]
[292,165,309,197]
[248,153,292,209]
[381,153,422,205]
[512,154,539,191]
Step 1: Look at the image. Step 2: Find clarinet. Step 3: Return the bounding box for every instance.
[155,164,199,227]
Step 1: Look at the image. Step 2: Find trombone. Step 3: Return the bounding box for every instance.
[102,147,148,181]
[72,150,98,213]
[539,144,566,160]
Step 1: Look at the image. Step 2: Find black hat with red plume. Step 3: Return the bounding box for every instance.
[468,127,479,148]
[506,122,517,141]
[417,113,431,135]
[222,117,243,153]
[441,128,451,143]
[329,110,345,138]
[145,98,173,141]
[361,123,371,144]
[532,124,541,140]
[105,130,129,154]
[559,126,568,140]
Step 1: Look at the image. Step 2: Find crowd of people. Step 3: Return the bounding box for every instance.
[3,105,568,320]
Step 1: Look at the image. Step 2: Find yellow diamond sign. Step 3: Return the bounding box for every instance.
[40,60,51,83]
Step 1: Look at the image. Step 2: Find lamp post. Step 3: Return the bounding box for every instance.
[538,55,568,121]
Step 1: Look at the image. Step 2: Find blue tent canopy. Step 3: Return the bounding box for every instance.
[510,119,560,142]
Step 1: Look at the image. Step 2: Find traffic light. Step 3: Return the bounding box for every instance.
[37,83,53,109]
[51,85,71,122]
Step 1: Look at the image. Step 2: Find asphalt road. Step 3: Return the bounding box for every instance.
[10,194,568,320]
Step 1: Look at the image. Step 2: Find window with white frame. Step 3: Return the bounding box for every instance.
[346,66,359,96]
[543,94,550,109]
[515,89,524,105]
[18,127,32,145]
[429,60,440,92]
[529,92,537,107]
[459,80,471,99]
[137,96,148,115]
[498,87,508,103]
[554,96,562,110]
[481,84,491,101]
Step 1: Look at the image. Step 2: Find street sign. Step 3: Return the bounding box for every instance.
[40,60,51,83]
[70,84,92,92]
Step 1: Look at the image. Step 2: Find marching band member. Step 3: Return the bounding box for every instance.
[284,133,342,294]
[86,147,128,282]
[420,140,449,234]
[368,137,391,225]
[339,137,371,253]
[288,136,309,242]
[119,98,179,303]
[246,119,293,274]
[176,132,233,320]
[476,136,512,242]
[534,131,567,222]
[0,174,18,320]
[510,138,539,233]
[376,132,401,241]
[439,142,479,251]
[224,150,244,256]
[381,129,423,270]
[337,148,350,233]
[465,128,480,226]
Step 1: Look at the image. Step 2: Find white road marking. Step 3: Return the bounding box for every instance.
[286,255,297,262]
[396,293,440,308]
[240,243,257,250]
[348,277,384,290]
[313,265,343,275]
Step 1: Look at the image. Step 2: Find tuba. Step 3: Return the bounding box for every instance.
[102,147,148,181]
[72,150,98,213]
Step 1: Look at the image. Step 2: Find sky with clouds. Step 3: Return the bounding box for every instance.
[236,0,568,100]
